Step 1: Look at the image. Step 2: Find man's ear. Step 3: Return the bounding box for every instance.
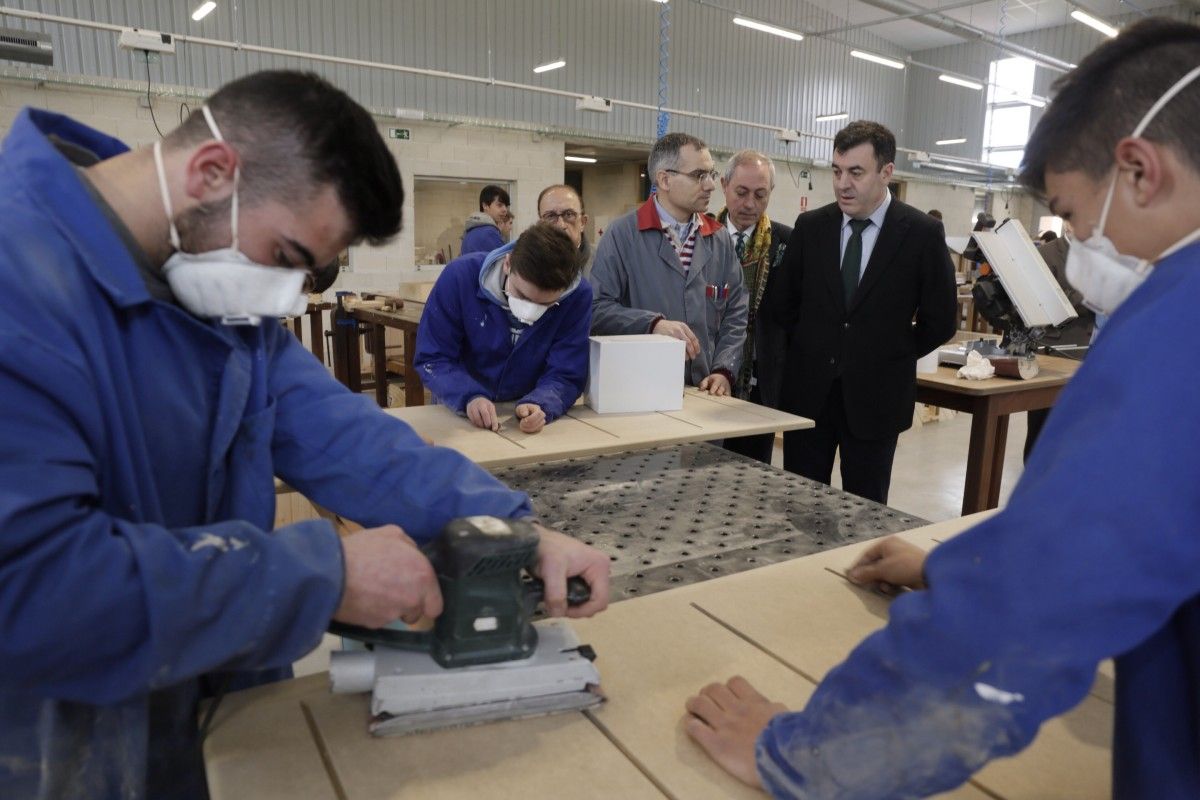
[1113,136,1166,209]
[181,140,239,203]
[880,162,895,182]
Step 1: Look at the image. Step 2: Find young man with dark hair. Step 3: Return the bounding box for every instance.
[590,132,748,395]
[764,120,957,503]
[0,70,609,798]
[462,183,512,254]
[685,19,1200,798]
[416,222,592,434]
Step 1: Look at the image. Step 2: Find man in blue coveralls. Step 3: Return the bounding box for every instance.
[416,222,591,434]
[683,19,1200,799]
[0,70,609,799]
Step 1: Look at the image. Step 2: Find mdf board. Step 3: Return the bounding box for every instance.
[383,404,526,465]
[204,676,661,800]
[567,592,989,800]
[680,538,1113,799]
[564,404,707,441]
[660,392,808,437]
[204,674,340,800]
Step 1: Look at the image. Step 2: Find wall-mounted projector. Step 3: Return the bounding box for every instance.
[774,129,801,144]
[0,26,53,66]
[575,95,612,113]
[118,27,176,55]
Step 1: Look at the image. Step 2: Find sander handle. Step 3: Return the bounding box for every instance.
[524,574,592,607]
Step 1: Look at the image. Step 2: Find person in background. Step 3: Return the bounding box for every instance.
[0,70,610,799]
[684,20,1200,797]
[590,132,748,395]
[763,121,957,503]
[716,150,792,463]
[461,184,510,254]
[538,183,593,277]
[927,208,943,221]
[1040,229,1060,243]
[416,223,591,434]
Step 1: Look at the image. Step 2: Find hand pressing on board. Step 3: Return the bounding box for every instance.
[515,403,546,434]
[684,676,788,789]
[698,372,731,396]
[466,395,500,431]
[846,536,929,595]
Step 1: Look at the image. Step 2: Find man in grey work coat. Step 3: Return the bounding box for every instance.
[590,132,748,394]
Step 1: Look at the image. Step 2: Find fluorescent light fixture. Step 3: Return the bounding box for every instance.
[938,74,983,91]
[936,137,968,145]
[564,155,597,164]
[191,1,216,21]
[1070,9,1118,38]
[732,17,804,42]
[851,50,904,70]
[815,112,848,122]
[650,0,669,3]
[533,59,566,74]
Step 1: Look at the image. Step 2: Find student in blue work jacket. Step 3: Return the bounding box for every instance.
[0,70,610,800]
[682,19,1200,799]
[415,222,591,433]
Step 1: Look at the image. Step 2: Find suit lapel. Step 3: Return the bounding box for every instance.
[821,206,847,312]
[655,230,687,278]
[849,199,910,312]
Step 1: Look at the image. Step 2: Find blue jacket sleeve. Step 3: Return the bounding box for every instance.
[755,273,1200,798]
[268,328,532,541]
[0,329,344,706]
[413,268,493,414]
[517,281,592,422]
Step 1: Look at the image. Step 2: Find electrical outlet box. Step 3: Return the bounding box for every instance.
[118,27,175,55]
[575,95,612,113]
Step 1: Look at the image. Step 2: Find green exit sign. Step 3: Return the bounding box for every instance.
[389,128,411,140]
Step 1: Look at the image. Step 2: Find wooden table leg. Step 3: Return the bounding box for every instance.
[372,323,388,408]
[309,310,325,364]
[290,317,303,340]
[403,329,424,407]
[962,397,1001,515]
[987,414,1010,508]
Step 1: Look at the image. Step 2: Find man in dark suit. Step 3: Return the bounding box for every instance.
[765,121,957,503]
[717,150,792,464]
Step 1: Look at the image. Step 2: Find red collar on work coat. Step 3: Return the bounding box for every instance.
[635,197,723,236]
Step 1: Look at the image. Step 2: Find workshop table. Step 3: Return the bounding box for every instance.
[288,301,334,364]
[917,353,1080,515]
[204,509,1113,800]
[332,303,425,408]
[385,389,813,470]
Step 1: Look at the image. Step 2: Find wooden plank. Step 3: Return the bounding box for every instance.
[569,592,988,800]
[305,687,664,800]
[680,536,1112,800]
[383,405,527,464]
[204,674,340,800]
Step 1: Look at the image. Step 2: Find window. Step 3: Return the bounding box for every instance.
[982,57,1037,168]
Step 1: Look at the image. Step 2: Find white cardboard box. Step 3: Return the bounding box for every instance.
[587,334,685,413]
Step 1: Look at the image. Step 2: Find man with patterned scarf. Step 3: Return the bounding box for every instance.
[718,151,793,464]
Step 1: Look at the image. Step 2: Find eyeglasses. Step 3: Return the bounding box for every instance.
[540,209,581,224]
[665,168,720,184]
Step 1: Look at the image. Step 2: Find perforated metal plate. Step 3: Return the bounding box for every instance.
[492,444,926,600]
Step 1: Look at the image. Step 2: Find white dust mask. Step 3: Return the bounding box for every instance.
[156,106,308,326]
[1065,65,1200,316]
[503,271,554,325]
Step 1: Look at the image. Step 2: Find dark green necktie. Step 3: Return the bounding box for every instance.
[735,231,747,260]
[842,218,871,304]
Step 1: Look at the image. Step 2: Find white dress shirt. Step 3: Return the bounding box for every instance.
[839,190,892,281]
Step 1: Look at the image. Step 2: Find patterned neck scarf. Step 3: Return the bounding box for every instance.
[719,210,786,397]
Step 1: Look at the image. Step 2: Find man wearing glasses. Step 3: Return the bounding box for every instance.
[537,184,594,277]
[590,132,748,395]
[415,222,591,434]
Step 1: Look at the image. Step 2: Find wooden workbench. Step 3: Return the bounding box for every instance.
[917,353,1080,514]
[384,389,814,470]
[204,511,1112,800]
